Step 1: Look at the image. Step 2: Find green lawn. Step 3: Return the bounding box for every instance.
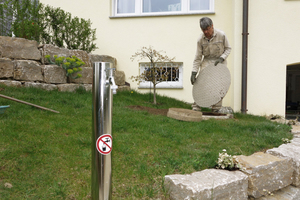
[0,85,292,199]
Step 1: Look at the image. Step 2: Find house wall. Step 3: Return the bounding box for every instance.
[39,0,300,116]
[39,0,235,106]
[246,0,300,116]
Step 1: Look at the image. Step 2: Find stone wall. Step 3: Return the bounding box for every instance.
[165,133,300,200]
[0,36,129,92]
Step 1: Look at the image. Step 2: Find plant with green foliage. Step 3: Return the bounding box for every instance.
[0,0,45,42]
[0,0,97,53]
[216,149,242,170]
[41,5,97,53]
[45,55,84,79]
[130,46,175,104]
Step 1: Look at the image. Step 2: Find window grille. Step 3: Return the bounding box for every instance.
[139,62,183,89]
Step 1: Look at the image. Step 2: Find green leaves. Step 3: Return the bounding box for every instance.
[41,5,98,53]
[0,0,98,53]
[45,55,84,79]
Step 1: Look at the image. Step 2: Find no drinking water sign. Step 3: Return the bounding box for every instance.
[96,134,112,155]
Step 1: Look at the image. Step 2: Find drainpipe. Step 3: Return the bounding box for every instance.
[241,0,249,114]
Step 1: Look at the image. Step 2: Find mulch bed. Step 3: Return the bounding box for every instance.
[127,105,168,116]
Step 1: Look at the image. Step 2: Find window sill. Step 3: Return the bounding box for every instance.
[110,11,215,19]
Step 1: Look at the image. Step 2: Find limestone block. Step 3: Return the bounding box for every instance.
[0,36,41,61]
[167,108,202,122]
[42,65,67,84]
[13,60,43,82]
[71,49,92,67]
[57,84,80,92]
[24,82,57,91]
[83,84,92,92]
[114,70,125,86]
[69,67,93,84]
[42,44,72,64]
[0,58,13,78]
[89,54,117,69]
[256,185,300,200]
[237,152,293,198]
[117,85,131,92]
[0,80,22,87]
[267,143,300,187]
[164,169,248,200]
[41,45,91,67]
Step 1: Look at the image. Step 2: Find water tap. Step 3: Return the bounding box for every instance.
[109,68,118,94]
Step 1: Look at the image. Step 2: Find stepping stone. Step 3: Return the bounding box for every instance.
[167,108,202,122]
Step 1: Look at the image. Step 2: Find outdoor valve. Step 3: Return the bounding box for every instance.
[92,62,117,200]
[108,68,118,95]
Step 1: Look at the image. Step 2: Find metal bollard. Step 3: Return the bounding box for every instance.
[92,62,118,200]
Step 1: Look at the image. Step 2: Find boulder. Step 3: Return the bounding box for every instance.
[237,152,294,198]
[69,67,93,84]
[0,36,41,61]
[164,169,248,200]
[0,58,14,78]
[13,60,43,82]
[89,54,117,69]
[42,65,67,84]
[267,141,300,187]
[71,49,92,67]
[42,44,72,64]
[114,70,125,86]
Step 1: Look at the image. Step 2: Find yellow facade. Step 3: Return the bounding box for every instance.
[39,0,300,116]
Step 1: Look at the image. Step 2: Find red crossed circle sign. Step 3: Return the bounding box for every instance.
[96,134,112,155]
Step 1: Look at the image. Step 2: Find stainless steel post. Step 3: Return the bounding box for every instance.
[92,62,118,200]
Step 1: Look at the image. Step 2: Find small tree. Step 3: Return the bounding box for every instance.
[130,46,175,104]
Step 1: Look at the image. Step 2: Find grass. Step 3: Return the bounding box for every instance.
[0,85,293,199]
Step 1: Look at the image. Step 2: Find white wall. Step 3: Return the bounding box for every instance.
[39,0,300,116]
[39,0,235,106]
[245,0,300,116]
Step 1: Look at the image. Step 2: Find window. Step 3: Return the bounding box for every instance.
[138,62,183,89]
[113,0,214,17]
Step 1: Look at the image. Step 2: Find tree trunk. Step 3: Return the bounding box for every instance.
[153,84,157,105]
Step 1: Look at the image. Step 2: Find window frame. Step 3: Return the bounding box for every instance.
[111,0,214,18]
[138,62,183,89]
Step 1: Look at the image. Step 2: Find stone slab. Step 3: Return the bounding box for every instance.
[267,143,300,187]
[256,185,300,200]
[42,65,67,84]
[69,67,93,84]
[117,85,131,92]
[0,58,14,78]
[57,84,80,92]
[0,36,41,61]
[164,169,248,200]
[24,82,57,91]
[0,80,22,87]
[167,108,202,122]
[237,152,293,198]
[13,60,43,82]
[114,70,125,86]
[89,54,117,70]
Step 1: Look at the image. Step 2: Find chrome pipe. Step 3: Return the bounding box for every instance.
[92,62,116,200]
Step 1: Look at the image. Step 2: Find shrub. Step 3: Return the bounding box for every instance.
[41,5,97,53]
[0,0,97,53]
